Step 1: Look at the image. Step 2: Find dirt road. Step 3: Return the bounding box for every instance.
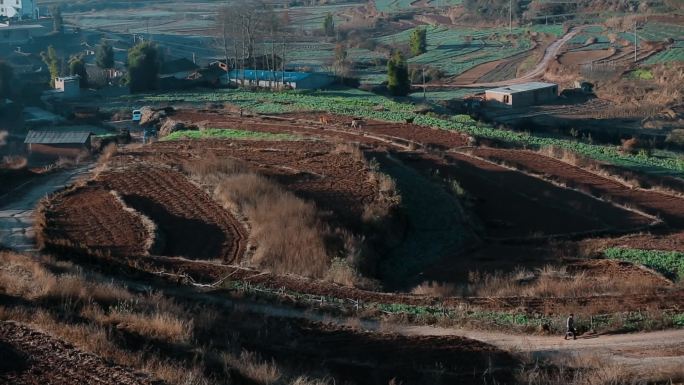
[185,286,684,376]
[428,27,582,89]
[0,165,92,251]
[399,326,684,370]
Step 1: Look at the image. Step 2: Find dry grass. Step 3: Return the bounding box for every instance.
[290,377,333,385]
[215,173,331,278]
[221,351,281,384]
[518,351,684,385]
[93,143,118,178]
[411,281,460,297]
[184,155,332,278]
[182,147,399,285]
[0,251,324,385]
[595,63,684,109]
[537,145,684,197]
[363,158,401,222]
[1,155,27,169]
[411,264,663,299]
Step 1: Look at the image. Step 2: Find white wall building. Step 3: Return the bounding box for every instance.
[54,76,81,98]
[0,0,36,19]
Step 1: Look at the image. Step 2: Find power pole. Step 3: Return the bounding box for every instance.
[509,0,512,33]
[634,20,638,62]
[422,65,426,101]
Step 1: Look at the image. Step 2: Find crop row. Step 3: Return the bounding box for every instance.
[376,25,534,75]
[604,248,684,281]
[162,128,301,141]
[225,279,684,333]
[132,88,684,176]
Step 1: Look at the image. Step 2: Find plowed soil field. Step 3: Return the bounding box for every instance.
[172,110,472,150]
[0,321,161,385]
[472,148,684,228]
[129,140,379,230]
[100,165,246,262]
[401,152,652,239]
[43,185,149,257]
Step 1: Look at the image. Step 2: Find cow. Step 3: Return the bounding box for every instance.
[351,119,363,129]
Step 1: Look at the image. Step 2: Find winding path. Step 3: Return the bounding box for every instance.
[427,27,582,89]
[0,165,92,252]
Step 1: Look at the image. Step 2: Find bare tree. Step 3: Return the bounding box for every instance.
[215,6,232,73]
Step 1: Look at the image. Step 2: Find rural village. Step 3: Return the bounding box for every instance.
[1,0,684,384]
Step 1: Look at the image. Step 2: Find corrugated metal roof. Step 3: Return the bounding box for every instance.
[487,82,557,94]
[24,131,92,145]
[226,69,328,82]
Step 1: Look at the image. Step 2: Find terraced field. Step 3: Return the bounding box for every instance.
[99,165,247,262]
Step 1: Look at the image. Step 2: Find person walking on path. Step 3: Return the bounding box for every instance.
[565,313,577,340]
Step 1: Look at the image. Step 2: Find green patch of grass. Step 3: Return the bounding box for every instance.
[630,68,654,80]
[674,313,684,327]
[162,128,300,142]
[604,248,684,280]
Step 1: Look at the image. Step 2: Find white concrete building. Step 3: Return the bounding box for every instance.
[0,0,37,19]
[485,82,558,108]
[54,76,81,98]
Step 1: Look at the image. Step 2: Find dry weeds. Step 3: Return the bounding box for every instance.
[215,173,331,278]
[412,264,664,299]
[518,351,684,385]
[0,251,324,385]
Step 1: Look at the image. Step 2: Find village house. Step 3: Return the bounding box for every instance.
[485,82,559,108]
[24,130,93,158]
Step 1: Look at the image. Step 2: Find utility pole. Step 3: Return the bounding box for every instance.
[422,65,426,101]
[634,20,638,62]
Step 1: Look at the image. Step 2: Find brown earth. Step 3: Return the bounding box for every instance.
[236,317,517,385]
[63,250,684,316]
[471,148,684,228]
[99,165,247,262]
[407,152,653,239]
[35,107,684,318]
[558,48,615,66]
[566,258,674,287]
[127,139,380,231]
[171,110,472,150]
[42,184,149,257]
[0,321,162,385]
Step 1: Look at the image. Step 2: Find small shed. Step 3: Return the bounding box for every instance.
[225,70,334,90]
[25,130,92,157]
[485,82,558,108]
[54,76,81,98]
[160,58,200,80]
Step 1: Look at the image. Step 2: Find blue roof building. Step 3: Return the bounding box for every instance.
[224,70,335,90]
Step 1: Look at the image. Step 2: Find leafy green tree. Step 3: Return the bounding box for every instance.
[41,46,61,87]
[127,41,160,93]
[96,40,115,69]
[69,56,88,88]
[323,13,335,37]
[387,51,409,97]
[410,28,427,57]
[49,5,63,33]
[0,61,13,100]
